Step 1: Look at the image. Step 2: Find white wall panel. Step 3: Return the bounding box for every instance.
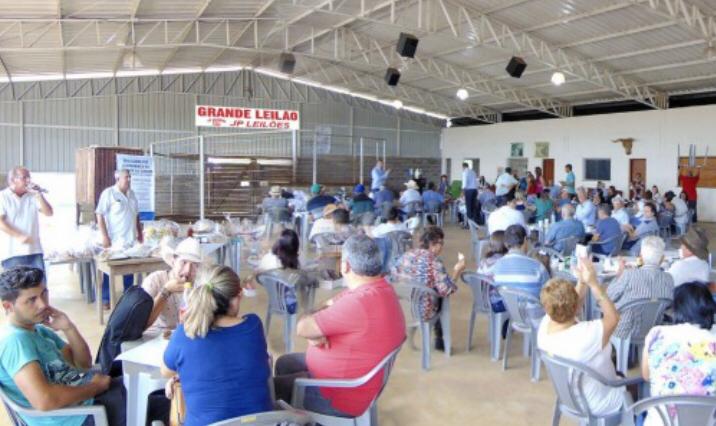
[442,104,716,221]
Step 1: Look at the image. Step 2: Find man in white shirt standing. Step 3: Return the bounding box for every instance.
[487,193,527,234]
[462,162,478,227]
[494,167,518,206]
[667,227,710,286]
[0,167,53,271]
[95,169,142,308]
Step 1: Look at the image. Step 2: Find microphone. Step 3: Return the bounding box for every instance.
[29,184,48,194]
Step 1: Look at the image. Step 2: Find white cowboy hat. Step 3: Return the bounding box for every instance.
[404,180,419,189]
[161,236,203,267]
[269,185,281,196]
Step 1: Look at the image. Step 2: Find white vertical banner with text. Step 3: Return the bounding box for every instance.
[116,154,155,220]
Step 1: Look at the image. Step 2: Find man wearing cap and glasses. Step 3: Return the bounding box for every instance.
[0,166,53,271]
[667,227,711,287]
[142,237,202,336]
[306,183,335,213]
[348,184,374,216]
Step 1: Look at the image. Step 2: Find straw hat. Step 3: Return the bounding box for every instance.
[269,185,281,196]
[680,227,709,260]
[322,203,338,217]
[404,180,419,190]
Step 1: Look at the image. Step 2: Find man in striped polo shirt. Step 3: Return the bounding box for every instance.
[489,225,550,313]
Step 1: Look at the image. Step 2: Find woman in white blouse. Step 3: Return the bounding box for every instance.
[538,258,629,416]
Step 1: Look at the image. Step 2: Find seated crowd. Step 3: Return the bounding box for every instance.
[0,165,712,426]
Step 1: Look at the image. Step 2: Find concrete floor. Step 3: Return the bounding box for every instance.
[2,223,715,426]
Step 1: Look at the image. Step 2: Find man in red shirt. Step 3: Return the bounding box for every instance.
[679,165,700,222]
[273,234,406,417]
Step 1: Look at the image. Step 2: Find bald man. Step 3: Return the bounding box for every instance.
[0,167,53,271]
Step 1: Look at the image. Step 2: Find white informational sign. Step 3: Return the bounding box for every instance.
[116,154,155,221]
[195,105,300,130]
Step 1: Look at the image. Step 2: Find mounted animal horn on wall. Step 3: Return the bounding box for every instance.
[612,138,635,155]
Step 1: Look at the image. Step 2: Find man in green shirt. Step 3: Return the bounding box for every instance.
[534,189,554,222]
[0,266,125,426]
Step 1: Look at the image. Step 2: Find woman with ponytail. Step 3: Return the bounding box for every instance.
[161,265,272,426]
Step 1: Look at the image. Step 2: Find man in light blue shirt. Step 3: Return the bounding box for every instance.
[370,160,390,192]
[0,266,126,426]
[489,225,550,312]
[561,164,576,196]
[623,202,659,255]
[462,163,478,225]
[575,187,596,227]
[545,204,585,252]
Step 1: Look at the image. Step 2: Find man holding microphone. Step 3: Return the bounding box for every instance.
[0,167,53,271]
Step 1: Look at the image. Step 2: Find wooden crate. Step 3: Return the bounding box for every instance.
[75,146,143,223]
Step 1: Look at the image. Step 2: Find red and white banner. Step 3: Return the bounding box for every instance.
[195,105,300,130]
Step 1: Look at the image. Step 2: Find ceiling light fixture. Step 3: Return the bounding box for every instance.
[446,119,453,128]
[392,99,404,109]
[122,51,142,68]
[705,40,716,59]
[551,71,566,86]
[456,88,469,100]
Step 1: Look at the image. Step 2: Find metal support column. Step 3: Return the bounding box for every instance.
[359,137,364,184]
[312,133,317,185]
[199,135,205,220]
[291,129,297,182]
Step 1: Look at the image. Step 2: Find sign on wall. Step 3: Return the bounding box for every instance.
[535,142,550,158]
[116,154,155,221]
[195,105,300,129]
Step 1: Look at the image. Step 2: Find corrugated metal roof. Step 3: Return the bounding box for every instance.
[0,0,712,118]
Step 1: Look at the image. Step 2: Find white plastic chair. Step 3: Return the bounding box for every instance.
[422,201,444,227]
[0,385,108,426]
[209,410,312,426]
[588,232,627,257]
[629,395,716,426]
[467,220,489,266]
[610,297,671,374]
[461,272,509,361]
[392,280,450,371]
[287,342,404,426]
[540,350,644,426]
[499,287,545,382]
[256,272,300,353]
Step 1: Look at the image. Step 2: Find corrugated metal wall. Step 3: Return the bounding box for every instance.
[0,71,441,174]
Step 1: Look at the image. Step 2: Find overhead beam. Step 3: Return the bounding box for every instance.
[635,0,716,42]
[282,0,665,109]
[200,0,277,70]
[296,27,570,117]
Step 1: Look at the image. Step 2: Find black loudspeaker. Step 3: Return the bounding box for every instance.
[385,68,401,86]
[506,56,527,78]
[279,52,296,74]
[396,32,419,58]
